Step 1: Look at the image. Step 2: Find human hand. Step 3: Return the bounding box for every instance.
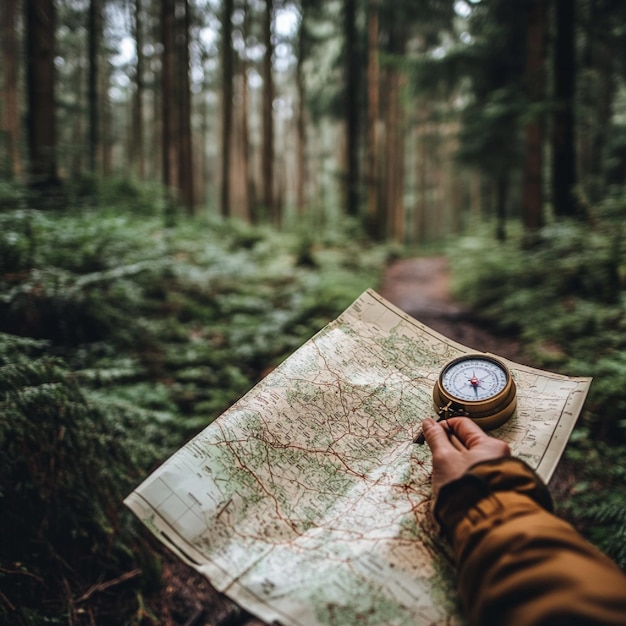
[421,417,511,497]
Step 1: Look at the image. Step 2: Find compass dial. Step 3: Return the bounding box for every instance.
[441,356,509,402]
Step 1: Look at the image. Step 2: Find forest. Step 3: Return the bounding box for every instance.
[2,0,626,624]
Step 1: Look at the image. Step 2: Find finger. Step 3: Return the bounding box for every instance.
[448,431,467,451]
[445,417,491,448]
[439,420,467,451]
[421,418,455,454]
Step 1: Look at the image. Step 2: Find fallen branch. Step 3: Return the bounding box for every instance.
[0,565,45,583]
[76,568,142,603]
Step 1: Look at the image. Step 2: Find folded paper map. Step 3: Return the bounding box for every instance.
[125,289,592,626]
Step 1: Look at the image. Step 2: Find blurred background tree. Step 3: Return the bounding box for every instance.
[6,0,626,236]
[0,0,624,229]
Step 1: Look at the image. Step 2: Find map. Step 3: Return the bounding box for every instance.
[124,290,592,626]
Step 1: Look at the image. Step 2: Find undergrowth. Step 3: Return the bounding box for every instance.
[0,337,161,625]
[0,180,389,624]
[448,198,626,568]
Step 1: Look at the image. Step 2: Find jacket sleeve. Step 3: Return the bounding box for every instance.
[434,457,626,626]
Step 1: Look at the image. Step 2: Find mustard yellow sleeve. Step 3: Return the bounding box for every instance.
[434,457,626,626]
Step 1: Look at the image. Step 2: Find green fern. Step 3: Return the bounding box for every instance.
[0,349,163,624]
[580,501,626,568]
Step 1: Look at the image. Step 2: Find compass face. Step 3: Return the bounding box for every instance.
[441,356,509,402]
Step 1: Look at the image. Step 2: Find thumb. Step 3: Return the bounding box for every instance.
[421,418,453,454]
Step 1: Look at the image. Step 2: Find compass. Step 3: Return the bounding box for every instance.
[433,354,517,429]
[414,353,517,444]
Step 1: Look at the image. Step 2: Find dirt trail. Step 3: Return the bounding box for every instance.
[379,256,525,363]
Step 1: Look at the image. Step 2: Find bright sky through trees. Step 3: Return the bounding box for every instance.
[111,3,299,74]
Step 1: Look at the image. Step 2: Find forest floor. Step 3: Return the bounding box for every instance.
[149,255,553,626]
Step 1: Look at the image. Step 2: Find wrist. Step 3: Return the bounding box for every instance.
[434,457,553,536]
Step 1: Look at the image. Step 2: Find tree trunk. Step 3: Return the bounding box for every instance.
[295,2,308,215]
[577,0,615,204]
[240,2,252,222]
[521,0,546,231]
[552,0,578,218]
[366,0,380,236]
[496,174,508,242]
[220,0,234,218]
[161,0,176,197]
[386,71,406,241]
[470,170,482,222]
[100,60,112,176]
[87,0,100,174]
[444,120,462,235]
[262,0,276,222]
[1,0,22,179]
[25,0,59,188]
[414,109,428,242]
[151,43,161,182]
[176,0,194,213]
[343,0,360,217]
[70,67,84,179]
[132,0,145,180]
[383,7,407,242]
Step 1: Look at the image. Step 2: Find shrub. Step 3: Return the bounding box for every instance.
[0,335,163,624]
